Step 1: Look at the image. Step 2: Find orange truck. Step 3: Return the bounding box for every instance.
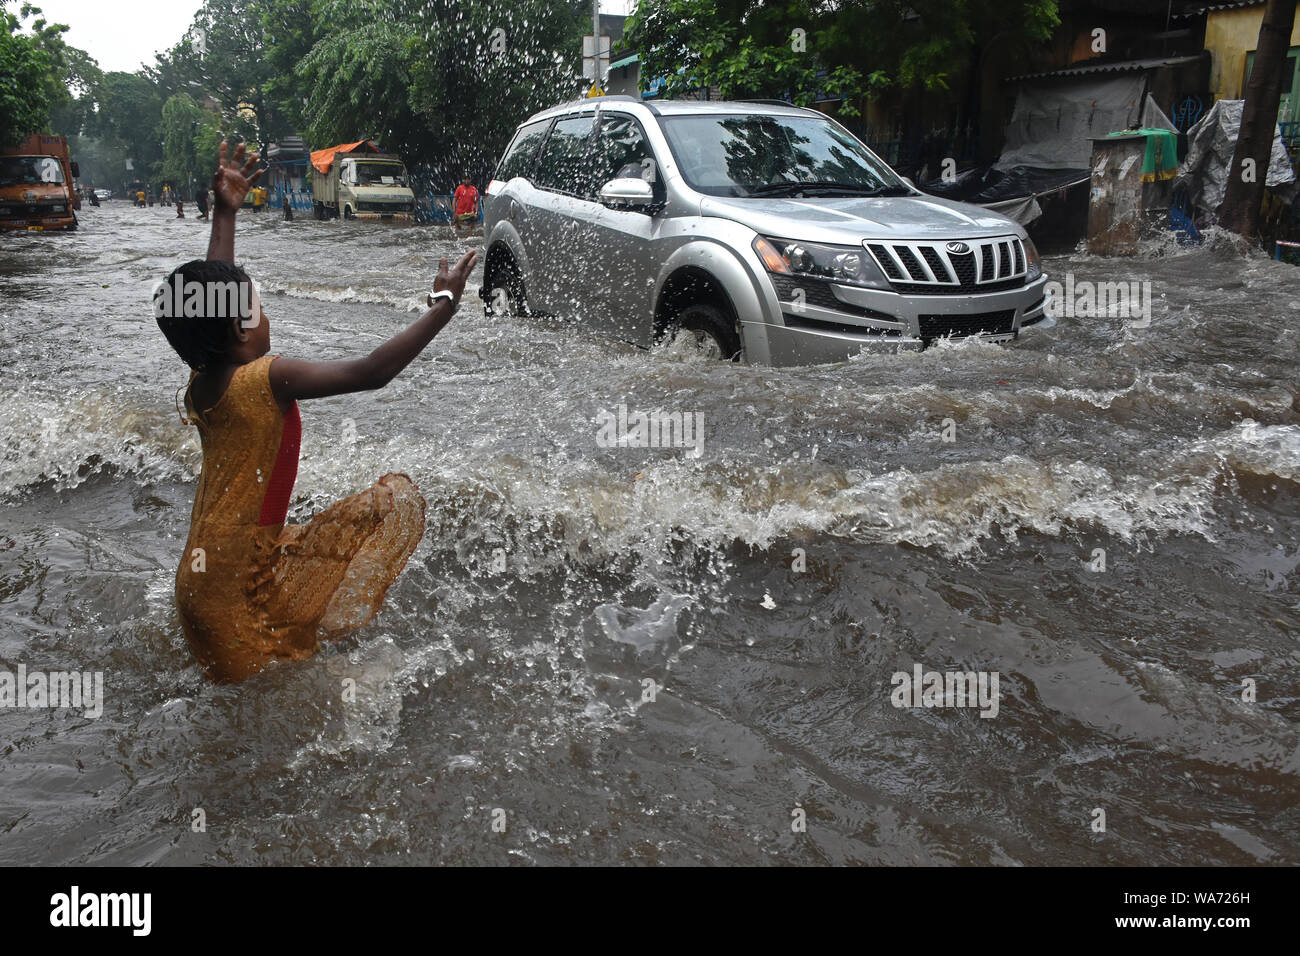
[0,134,81,231]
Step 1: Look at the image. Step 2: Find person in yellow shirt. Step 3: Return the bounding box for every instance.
[252,186,266,212]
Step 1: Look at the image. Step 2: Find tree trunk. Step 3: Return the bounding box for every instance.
[1220,0,1297,237]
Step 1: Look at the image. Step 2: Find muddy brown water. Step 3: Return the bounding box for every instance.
[0,201,1297,864]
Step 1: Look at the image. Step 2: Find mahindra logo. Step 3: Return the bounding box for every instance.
[946,241,971,255]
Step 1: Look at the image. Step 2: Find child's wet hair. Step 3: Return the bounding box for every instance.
[154,259,252,371]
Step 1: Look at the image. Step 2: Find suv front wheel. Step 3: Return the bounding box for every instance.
[669,303,742,361]
[482,249,531,317]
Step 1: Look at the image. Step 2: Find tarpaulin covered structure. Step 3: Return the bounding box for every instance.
[924,55,1203,226]
[1173,99,1297,218]
[309,140,383,175]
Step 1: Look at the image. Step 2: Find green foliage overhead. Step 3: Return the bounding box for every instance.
[0,7,52,145]
[623,0,1061,112]
[93,71,166,184]
[160,91,222,188]
[293,0,588,179]
[3,0,1062,190]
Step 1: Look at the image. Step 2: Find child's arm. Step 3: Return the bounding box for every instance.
[206,140,262,263]
[268,249,478,402]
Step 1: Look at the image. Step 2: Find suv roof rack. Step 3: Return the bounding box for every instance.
[734,98,810,109]
[591,93,660,116]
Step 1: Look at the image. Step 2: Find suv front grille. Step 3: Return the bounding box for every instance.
[918,310,1015,341]
[867,236,1028,295]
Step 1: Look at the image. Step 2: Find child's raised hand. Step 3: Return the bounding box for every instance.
[429,249,479,307]
[212,140,264,212]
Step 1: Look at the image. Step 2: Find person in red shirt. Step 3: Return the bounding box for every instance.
[452,174,479,235]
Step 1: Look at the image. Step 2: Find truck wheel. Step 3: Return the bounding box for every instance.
[314,201,324,220]
[671,303,742,361]
[343,205,354,220]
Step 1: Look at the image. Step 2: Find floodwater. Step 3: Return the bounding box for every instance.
[1,201,1297,865]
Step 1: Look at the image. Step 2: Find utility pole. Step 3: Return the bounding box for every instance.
[591,0,604,93]
[1220,0,1298,238]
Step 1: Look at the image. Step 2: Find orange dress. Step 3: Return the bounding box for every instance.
[175,355,426,682]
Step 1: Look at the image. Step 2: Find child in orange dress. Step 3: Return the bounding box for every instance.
[156,142,477,681]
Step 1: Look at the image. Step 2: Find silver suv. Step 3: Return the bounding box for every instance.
[481,97,1051,365]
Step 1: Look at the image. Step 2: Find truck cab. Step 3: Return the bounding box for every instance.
[311,141,415,221]
[0,135,80,231]
[337,157,414,220]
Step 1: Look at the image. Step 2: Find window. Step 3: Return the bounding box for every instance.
[591,113,660,197]
[353,163,408,186]
[496,118,552,182]
[0,156,64,187]
[533,115,596,195]
[659,114,904,198]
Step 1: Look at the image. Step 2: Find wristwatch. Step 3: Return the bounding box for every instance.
[427,289,458,312]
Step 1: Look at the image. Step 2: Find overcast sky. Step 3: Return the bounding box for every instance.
[24,0,204,74]
[21,0,635,76]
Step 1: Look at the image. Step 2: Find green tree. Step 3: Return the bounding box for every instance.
[153,0,280,152]
[65,131,125,188]
[294,0,587,183]
[92,71,165,184]
[14,4,102,137]
[405,0,588,179]
[161,91,224,195]
[623,0,1059,114]
[0,6,51,144]
[258,0,318,135]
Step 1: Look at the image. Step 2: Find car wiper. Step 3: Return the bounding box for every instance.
[746,181,900,197]
[857,185,915,197]
[745,181,855,196]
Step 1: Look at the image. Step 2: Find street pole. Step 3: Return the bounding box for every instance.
[592,0,602,90]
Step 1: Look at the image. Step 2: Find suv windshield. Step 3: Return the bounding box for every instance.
[0,156,64,187]
[660,114,904,198]
[351,163,408,186]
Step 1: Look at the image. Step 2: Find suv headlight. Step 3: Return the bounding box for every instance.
[1023,236,1043,281]
[753,236,891,290]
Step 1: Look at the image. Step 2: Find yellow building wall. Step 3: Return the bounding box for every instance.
[1205,6,1300,100]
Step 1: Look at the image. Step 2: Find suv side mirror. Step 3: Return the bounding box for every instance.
[599,177,654,210]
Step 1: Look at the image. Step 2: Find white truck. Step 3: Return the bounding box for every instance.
[310,141,415,221]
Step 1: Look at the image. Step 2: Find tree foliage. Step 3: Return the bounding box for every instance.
[294,0,588,181]
[623,0,1061,113]
[0,6,51,145]
[160,91,223,189]
[2,0,1062,192]
[0,3,102,146]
